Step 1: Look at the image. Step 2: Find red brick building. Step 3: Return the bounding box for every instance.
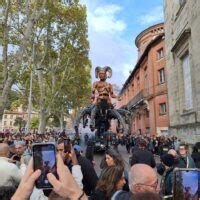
[117,23,169,136]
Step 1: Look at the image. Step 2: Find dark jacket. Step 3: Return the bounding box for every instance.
[77,154,98,195]
[85,142,94,163]
[90,190,110,200]
[111,191,132,200]
[191,152,200,168]
[176,155,196,168]
[160,167,174,197]
[130,148,156,168]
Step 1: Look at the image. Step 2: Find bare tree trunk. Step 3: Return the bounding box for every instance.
[2,0,10,86]
[38,111,47,134]
[0,0,11,124]
[59,113,64,132]
[37,68,48,134]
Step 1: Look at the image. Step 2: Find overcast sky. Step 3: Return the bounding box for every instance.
[80,0,164,88]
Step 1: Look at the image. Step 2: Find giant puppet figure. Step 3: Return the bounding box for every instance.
[90,66,121,130]
[74,66,130,138]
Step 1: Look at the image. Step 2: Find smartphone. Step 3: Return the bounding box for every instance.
[173,168,200,200]
[64,139,71,153]
[32,143,57,189]
[13,154,21,162]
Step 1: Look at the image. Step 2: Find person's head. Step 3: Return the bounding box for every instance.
[24,134,30,141]
[14,141,25,155]
[138,139,147,149]
[105,149,124,167]
[57,139,65,160]
[73,145,82,155]
[193,142,200,153]
[132,192,161,200]
[0,186,16,200]
[179,143,189,157]
[96,166,125,197]
[98,71,106,81]
[129,164,159,194]
[8,143,16,154]
[168,149,177,158]
[161,154,174,169]
[0,143,9,157]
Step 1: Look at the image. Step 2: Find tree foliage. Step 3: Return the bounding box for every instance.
[14,116,26,131]
[0,0,91,131]
[30,116,39,129]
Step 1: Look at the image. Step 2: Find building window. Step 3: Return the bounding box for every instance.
[182,52,193,109]
[158,68,165,84]
[157,48,164,60]
[146,127,150,134]
[132,84,134,94]
[160,103,166,115]
[4,114,7,119]
[10,121,13,126]
[4,121,7,126]
[10,115,13,119]
[137,76,140,89]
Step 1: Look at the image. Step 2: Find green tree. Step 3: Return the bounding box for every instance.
[30,116,39,129]
[29,0,91,133]
[0,0,91,133]
[14,117,26,131]
[0,0,46,119]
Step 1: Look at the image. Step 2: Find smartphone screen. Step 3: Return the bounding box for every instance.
[174,169,200,200]
[32,143,57,189]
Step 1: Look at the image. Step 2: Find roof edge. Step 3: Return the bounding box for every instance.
[135,22,164,47]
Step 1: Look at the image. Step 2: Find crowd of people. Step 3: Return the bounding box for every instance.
[0,130,199,200]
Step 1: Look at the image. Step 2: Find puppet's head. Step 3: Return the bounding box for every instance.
[95,66,112,81]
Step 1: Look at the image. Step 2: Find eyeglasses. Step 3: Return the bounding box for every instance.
[135,179,158,190]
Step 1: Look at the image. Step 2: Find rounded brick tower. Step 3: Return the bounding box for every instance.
[135,23,164,58]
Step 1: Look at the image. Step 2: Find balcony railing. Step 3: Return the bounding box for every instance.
[126,85,167,110]
[127,90,144,110]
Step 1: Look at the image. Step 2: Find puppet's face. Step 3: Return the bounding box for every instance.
[99,71,106,81]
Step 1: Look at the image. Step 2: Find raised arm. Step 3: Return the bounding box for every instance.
[109,84,121,101]
[91,82,97,102]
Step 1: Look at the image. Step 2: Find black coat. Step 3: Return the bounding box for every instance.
[130,148,156,168]
[90,190,111,200]
[111,191,132,200]
[160,167,174,197]
[191,152,200,168]
[77,154,98,195]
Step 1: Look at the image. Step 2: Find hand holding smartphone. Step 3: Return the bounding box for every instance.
[173,168,200,200]
[12,152,86,200]
[32,143,58,189]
